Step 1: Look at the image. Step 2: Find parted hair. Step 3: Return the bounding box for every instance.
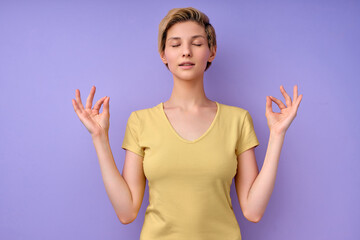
[158,7,217,71]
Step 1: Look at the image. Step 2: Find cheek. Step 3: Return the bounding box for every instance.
[165,50,177,62]
[165,52,178,69]
[199,52,210,64]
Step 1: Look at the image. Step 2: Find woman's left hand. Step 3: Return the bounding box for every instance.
[265,85,303,135]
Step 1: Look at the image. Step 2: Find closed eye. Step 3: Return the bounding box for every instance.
[171,44,203,47]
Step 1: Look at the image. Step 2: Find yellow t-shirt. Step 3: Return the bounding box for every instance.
[122,101,260,240]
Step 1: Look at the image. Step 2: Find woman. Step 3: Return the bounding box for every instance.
[72,7,302,240]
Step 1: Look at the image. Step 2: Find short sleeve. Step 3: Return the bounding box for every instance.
[235,111,260,157]
[121,111,145,157]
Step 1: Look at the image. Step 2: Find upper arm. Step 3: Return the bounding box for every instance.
[234,146,259,219]
[121,149,146,221]
[120,111,146,221]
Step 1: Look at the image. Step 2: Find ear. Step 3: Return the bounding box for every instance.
[208,46,217,63]
[160,51,168,64]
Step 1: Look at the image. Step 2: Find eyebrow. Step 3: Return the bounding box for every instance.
[167,35,206,41]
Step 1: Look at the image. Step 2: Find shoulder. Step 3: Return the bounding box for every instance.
[129,102,162,121]
[218,102,249,119]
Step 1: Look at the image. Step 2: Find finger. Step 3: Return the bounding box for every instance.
[75,89,85,110]
[86,86,96,110]
[265,96,273,115]
[295,94,303,112]
[72,98,82,115]
[280,85,292,107]
[103,96,110,115]
[269,96,286,109]
[293,85,298,103]
[92,96,107,114]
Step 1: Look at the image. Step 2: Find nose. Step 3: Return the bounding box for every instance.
[182,43,192,57]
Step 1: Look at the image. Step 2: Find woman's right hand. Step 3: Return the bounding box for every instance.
[72,86,110,137]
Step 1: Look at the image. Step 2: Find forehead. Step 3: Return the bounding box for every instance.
[166,21,206,40]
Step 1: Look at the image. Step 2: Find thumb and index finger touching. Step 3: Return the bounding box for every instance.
[265,85,303,115]
[98,96,110,115]
[72,86,110,115]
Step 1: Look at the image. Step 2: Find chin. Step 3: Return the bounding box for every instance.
[174,72,204,81]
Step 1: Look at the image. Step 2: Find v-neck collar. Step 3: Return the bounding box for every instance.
[159,101,220,144]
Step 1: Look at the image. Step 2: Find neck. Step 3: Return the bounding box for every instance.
[165,74,212,110]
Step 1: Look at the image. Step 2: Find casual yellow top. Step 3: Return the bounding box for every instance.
[122,101,260,240]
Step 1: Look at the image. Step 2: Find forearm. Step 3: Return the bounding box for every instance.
[91,132,134,224]
[246,131,285,221]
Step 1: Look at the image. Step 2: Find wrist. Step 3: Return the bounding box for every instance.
[91,131,109,141]
[270,129,286,138]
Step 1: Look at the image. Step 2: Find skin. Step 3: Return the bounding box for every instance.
[235,86,302,222]
[159,21,218,141]
[71,20,303,224]
[159,21,217,111]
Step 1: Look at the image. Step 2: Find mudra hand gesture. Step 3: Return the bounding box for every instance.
[266,85,303,135]
[72,86,110,137]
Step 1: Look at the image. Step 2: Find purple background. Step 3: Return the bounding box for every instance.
[1,0,359,239]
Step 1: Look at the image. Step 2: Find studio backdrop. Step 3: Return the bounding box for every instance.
[0,0,359,239]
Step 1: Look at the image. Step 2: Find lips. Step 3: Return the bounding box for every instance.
[179,61,195,66]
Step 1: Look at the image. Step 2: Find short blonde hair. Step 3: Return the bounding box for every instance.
[158,7,217,71]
